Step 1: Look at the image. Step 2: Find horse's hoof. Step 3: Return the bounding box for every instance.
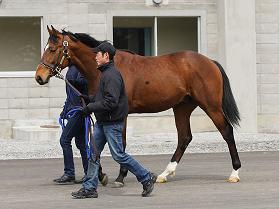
[227,176,240,183]
[156,176,167,183]
[112,181,124,188]
[100,174,108,186]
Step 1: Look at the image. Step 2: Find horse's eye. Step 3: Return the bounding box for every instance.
[49,48,57,52]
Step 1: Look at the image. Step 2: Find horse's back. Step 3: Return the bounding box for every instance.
[115,50,223,112]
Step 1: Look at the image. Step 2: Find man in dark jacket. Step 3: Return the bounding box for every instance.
[53,64,88,184]
[71,41,155,198]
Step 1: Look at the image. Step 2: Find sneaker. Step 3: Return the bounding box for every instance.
[141,174,155,197]
[53,174,75,184]
[71,188,98,199]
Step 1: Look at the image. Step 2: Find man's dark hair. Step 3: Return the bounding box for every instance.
[101,51,114,60]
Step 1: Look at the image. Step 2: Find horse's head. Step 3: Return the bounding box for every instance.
[35,25,76,85]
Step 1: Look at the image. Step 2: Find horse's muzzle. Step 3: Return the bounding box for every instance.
[35,75,49,85]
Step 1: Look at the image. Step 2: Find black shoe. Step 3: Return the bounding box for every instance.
[142,174,155,197]
[71,188,98,199]
[74,176,85,184]
[53,174,75,184]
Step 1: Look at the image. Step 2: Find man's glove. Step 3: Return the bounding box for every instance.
[79,94,90,105]
[82,105,92,116]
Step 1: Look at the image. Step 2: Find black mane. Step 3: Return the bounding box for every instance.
[62,30,102,48]
[62,30,137,55]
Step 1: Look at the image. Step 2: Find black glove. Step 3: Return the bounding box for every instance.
[82,105,92,116]
[79,94,90,105]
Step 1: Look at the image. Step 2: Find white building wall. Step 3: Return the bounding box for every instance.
[0,0,219,139]
[2,0,276,137]
[256,0,279,132]
[217,0,257,133]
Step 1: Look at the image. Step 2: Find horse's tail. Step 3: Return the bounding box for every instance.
[212,60,240,127]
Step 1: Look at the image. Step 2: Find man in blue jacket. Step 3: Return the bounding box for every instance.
[53,64,89,184]
[71,42,155,198]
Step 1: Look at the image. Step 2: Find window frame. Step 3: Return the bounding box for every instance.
[107,9,207,56]
[0,15,44,77]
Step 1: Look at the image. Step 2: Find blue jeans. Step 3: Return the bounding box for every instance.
[83,121,150,191]
[60,112,88,177]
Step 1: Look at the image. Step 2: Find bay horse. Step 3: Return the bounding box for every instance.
[35,26,241,186]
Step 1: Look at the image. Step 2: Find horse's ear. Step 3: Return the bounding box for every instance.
[47,25,51,34]
[47,25,54,36]
[51,25,59,36]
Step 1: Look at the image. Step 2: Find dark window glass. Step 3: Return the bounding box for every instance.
[113,28,152,56]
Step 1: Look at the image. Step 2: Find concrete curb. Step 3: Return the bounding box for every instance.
[0,132,279,160]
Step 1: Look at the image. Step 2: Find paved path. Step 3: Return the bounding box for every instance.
[1,152,279,209]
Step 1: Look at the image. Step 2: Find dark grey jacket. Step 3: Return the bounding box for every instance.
[87,61,128,123]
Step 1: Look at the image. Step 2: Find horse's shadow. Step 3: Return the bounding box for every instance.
[169,174,227,182]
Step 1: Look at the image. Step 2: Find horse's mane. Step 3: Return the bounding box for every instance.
[62,30,102,48]
[62,30,137,55]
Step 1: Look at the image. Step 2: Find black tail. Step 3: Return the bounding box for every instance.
[213,60,240,127]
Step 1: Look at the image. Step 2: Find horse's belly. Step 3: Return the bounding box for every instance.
[129,91,186,113]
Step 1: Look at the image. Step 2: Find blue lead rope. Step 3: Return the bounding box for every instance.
[59,107,82,129]
[59,107,93,159]
[84,116,93,159]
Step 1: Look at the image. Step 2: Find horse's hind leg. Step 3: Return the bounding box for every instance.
[206,108,241,182]
[98,165,108,186]
[113,118,128,188]
[157,100,197,183]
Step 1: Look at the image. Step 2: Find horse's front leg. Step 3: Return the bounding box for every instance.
[113,118,128,187]
[98,164,108,186]
[156,135,192,183]
[157,103,196,183]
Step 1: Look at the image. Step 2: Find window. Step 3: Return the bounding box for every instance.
[113,17,198,56]
[0,17,41,72]
[113,17,153,56]
[157,17,198,55]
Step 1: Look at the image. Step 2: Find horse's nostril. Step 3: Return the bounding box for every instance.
[36,76,44,85]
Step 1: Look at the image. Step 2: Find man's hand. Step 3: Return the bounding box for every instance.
[82,105,92,116]
[79,94,90,105]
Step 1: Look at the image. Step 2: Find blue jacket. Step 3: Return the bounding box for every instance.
[62,65,88,115]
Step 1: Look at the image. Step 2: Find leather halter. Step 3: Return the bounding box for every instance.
[40,36,70,79]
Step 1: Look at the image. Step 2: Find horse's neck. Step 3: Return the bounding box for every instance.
[70,46,100,95]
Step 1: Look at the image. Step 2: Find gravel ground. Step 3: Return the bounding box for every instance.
[0,131,279,160]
